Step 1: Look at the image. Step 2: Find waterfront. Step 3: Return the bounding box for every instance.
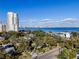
[19,27,79,32]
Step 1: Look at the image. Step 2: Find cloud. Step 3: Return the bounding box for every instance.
[20,18,79,27]
[20,18,79,23]
[60,18,79,23]
[20,19,41,23]
[40,18,79,23]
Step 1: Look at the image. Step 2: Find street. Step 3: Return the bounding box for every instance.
[37,47,60,59]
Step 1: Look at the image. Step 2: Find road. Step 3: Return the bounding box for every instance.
[37,47,61,59]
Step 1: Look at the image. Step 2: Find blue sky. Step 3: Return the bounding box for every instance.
[0,0,79,27]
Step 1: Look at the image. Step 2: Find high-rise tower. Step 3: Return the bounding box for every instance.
[7,12,19,31]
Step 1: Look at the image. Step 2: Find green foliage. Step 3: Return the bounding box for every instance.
[0,31,79,59]
[71,32,78,37]
[32,30,45,37]
[58,48,75,59]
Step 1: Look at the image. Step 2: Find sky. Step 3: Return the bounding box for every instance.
[0,0,79,27]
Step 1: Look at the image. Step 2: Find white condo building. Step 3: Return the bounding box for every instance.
[0,21,6,32]
[7,12,19,31]
[0,23,2,32]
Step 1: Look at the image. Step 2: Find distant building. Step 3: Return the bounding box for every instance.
[2,24,6,32]
[55,32,71,39]
[0,23,2,32]
[7,12,19,31]
[0,23,6,32]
